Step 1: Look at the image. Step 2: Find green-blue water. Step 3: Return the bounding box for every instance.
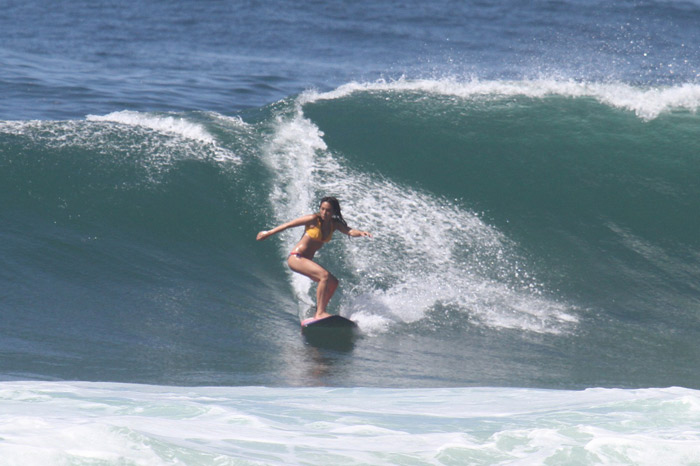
[2,82,699,388]
[3,0,700,462]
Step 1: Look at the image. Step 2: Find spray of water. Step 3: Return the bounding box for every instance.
[261,93,578,335]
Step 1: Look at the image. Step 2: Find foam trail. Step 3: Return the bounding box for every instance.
[316,151,577,334]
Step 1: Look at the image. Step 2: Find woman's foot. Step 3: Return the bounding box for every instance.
[314,311,332,320]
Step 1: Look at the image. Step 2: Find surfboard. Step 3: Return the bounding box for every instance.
[301,315,358,330]
[301,315,358,349]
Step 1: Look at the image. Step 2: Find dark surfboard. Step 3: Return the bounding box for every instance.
[301,315,358,350]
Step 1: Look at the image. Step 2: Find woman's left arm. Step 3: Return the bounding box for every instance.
[336,221,372,238]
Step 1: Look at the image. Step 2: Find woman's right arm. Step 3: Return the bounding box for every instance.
[256,214,315,241]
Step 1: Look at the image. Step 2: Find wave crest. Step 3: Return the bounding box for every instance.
[302,77,700,120]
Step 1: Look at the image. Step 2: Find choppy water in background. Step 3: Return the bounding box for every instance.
[2,0,700,463]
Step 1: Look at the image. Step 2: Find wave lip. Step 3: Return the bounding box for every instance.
[86,110,241,163]
[301,77,700,120]
[87,110,216,144]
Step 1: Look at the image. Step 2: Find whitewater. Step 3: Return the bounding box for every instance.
[1,382,699,465]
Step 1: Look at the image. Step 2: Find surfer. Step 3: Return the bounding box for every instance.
[256,197,372,320]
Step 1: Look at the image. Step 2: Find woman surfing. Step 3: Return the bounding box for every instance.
[256,197,372,320]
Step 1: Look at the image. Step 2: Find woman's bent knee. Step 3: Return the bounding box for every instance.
[327,274,338,287]
[319,271,336,283]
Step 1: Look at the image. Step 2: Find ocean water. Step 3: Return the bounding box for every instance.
[2,0,700,464]
[2,382,699,465]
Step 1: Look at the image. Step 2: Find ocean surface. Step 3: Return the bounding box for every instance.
[2,0,700,464]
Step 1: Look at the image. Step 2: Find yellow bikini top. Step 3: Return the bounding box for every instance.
[305,217,334,243]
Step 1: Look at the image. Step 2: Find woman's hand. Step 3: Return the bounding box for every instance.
[256,230,269,241]
[351,229,372,238]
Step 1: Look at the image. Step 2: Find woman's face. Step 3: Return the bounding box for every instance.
[319,201,334,221]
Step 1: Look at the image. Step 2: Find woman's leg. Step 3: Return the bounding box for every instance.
[288,256,338,319]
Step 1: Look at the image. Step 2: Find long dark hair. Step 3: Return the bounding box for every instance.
[320,196,348,228]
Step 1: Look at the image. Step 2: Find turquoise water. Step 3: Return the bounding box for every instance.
[3,0,700,463]
[2,82,699,389]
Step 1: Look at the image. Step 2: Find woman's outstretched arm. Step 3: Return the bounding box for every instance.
[335,221,372,238]
[256,214,316,241]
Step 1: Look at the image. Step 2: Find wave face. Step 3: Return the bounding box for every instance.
[1,79,700,388]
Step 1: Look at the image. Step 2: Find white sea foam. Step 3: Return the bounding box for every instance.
[0,382,698,465]
[87,110,240,163]
[0,112,241,166]
[301,77,700,120]
[87,110,216,143]
[328,163,577,335]
[262,103,578,334]
[261,111,329,313]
